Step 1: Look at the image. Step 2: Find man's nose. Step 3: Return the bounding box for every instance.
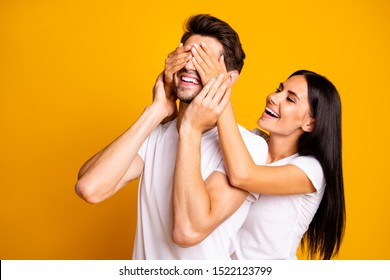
[184,58,196,71]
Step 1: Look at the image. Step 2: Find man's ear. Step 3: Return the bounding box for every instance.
[302,118,315,132]
[227,70,239,86]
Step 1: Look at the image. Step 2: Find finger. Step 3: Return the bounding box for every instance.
[209,75,229,106]
[211,78,230,105]
[195,76,216,102]
[204,73,224,103]
[215,87,232,115]
[166,52,192,65]
[199,42,218,69]
[194,43,213,68]
[166,62,186,74]
[166,50,192,72]
[177,42,192,52]
[167,45,179,58]
[165,54,191,71]
[167,43,191,58]
[175,42,192,54]
[197,42,226,81]
[198,42,226,74]
[192,45,218,85]
[191,45,207,71]
[165,56,191,74]
[165,54,192,81]
[191,47,211,85]
[191,56,205,78]
[166,51,191,62]
[206,80,231,117]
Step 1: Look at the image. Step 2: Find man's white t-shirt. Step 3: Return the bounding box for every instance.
[132,119,268,259]
[231,153,325,260]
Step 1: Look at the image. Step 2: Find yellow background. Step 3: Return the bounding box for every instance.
[1,0,389,259]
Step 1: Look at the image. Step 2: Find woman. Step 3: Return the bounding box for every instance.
[177,44,346,260]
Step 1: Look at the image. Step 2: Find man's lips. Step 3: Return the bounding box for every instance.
[179,73,201,85]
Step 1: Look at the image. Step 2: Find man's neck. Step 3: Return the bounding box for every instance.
[176,102,189,131]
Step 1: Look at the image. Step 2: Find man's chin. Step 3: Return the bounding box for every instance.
[176,91,197,104]
[178,98,193,104]
[175,86,201,104]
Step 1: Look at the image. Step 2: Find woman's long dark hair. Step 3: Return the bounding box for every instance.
[290,70,346,259]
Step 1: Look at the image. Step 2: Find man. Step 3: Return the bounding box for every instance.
[75,14,267,259]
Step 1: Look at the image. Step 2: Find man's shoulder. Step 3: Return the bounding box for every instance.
[151,118,177,136]
[141,119,178,151]
[237,125,268,165]
[237,125,267,146]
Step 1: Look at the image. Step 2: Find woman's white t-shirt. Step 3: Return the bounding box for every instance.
[231,153,325,260]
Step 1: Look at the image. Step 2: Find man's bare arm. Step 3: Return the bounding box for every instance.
[172,77,247,246]
[172,125,248,247]
[75,75,174,204]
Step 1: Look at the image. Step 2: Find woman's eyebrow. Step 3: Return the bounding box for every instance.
[281,82,301,100]
[287,90,300,100]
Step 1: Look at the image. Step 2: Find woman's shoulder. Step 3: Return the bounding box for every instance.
[291,155,321,168]
[290,155,325,192]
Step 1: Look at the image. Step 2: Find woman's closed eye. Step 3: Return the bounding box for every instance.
[287,96,296,103]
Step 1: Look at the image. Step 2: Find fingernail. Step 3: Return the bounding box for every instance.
[194,43,199,48]
[201,42,206,47]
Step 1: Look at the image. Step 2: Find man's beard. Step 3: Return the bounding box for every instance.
[174,69,202,104]
[175,86,200,104]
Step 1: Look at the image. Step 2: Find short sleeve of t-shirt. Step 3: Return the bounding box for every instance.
[137,124,163,161]
[137,137,147,161]
[289,156,325,192]
[214,160,226,175]
[206,136,259,203]
[237,125,268,202]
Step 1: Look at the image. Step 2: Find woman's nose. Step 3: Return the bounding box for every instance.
[268,94,277,105]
